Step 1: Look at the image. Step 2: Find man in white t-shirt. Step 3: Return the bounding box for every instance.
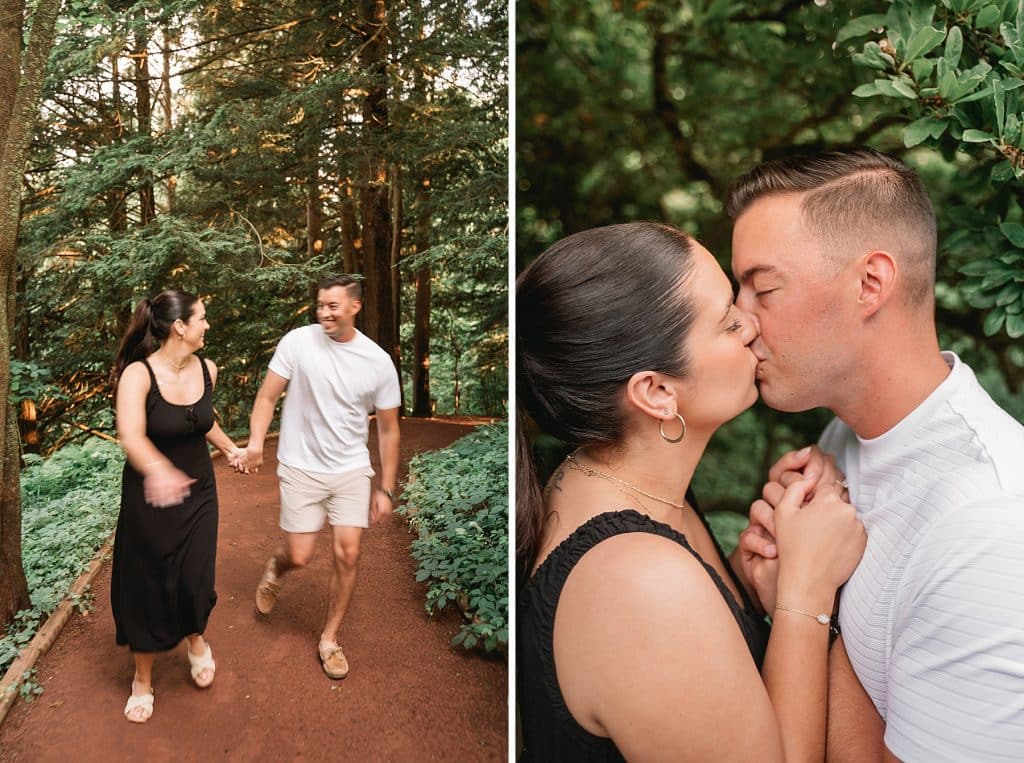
[243,275,401,679]
[726,148,1024,761]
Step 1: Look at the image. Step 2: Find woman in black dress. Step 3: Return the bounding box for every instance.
[111,290,245,723]
[517,224,867,760]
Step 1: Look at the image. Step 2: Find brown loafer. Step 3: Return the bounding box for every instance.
[318,643,350,680]
[255,558,283,615]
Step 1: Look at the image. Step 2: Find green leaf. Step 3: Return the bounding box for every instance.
[904,26,947,62]
[983,308,1006,336]
[874,78,900,97]
[912,58,935,81]
[1007,312,1024,338]
[1006,113,1022,144]
[838,14,889,42]
[993,78,1006,134]
[995,281,1021,306]
[960,258,1000,276]
[939,69,957,98]
[975,5,1001,29]
[1002,23,1024,67]
[892,79,919,98]
[982,270,1015,290]
[955,85,993,103]
[992,161,1016,183]
[944,25,963,67]
[853,82,882,97]
[962,128,996,142]
[904,117,941,147]
[1000,222,1024,247]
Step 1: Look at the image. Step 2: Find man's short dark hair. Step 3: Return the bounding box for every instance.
[317,274,363,300]
[726,147,937,306]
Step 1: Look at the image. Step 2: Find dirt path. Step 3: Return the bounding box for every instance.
[0,419,507,761]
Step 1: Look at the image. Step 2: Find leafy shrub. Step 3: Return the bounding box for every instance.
[398,422,508,654]
[841,0,1024,339]
[0,440,124,675]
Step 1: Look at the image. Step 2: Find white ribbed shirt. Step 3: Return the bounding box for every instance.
[269,325,401,474]
[820,352,1024,762]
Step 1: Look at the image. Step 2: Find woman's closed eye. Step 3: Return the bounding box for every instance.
[727,320,743,333]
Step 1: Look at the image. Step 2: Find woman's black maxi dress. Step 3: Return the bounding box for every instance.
[111,357,218,652]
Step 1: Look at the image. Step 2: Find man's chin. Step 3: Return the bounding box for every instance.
[758,383,816,414]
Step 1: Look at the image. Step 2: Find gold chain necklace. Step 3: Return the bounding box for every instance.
[156,353,189,373]
[564,449,687,509]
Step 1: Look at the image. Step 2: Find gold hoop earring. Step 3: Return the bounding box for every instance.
[659,413,686,443]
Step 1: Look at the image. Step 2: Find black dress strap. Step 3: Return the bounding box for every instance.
[197,355,212,390]
[140,357,159,387]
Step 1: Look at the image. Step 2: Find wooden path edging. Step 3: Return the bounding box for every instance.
[0,533,114,726]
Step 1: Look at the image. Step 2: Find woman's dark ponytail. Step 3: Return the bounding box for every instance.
[516,410,545,581]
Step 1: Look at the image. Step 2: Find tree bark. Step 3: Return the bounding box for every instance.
[412,175,432,417]
[357,0,397,363]
[339,178,359,275]
[107,54,128,233]
[0,0,62,628]
[307,167,323,260]
[161,28,176,213]
[134,28,155,225]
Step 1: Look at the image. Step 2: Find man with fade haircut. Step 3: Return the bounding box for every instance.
[727,147,1024,762]
[243,274,401,680]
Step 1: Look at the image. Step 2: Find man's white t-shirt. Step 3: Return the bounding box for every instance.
[269,324,401,475]
[820,352,1024,762]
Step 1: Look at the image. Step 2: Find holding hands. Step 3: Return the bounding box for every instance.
[242,444,263,473]
[226,447,249,473]
[737,446,865,613]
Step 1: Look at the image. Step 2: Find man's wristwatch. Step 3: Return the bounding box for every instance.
[828,614,842,649]
[378,487,396,503]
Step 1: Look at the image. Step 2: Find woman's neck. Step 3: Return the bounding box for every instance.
[580,435,706,521]
[153,344,193,370]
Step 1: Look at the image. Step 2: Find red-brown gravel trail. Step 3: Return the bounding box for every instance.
[0,419,507,762]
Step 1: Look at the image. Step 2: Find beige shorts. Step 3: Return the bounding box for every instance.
[277,462,373,532]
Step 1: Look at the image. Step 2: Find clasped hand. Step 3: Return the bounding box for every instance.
[737,446,865,613]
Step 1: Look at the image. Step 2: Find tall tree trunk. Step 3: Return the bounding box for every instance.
[134,29,155,225]
[357,0,396,362]
[0,0,62,629]
[412,175,432,417]
[161,28,176,213]
[388,162,404,409]
[339,178,359,274]
[107,54,128,233]
[307,167,323,260]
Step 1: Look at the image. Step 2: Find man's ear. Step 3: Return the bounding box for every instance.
[624,371,677,420]
[859,250,897,318]
[351,298,363,316]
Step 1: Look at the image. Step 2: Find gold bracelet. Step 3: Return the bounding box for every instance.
[774,603,831,625]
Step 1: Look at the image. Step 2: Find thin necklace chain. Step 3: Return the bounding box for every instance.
[564,449,687,510]
[156,351,189,372]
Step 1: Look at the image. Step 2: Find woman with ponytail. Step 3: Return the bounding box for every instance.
[516,223,866,761]
[111,290,245,723]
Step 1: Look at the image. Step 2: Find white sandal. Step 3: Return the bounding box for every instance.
[187,641,216,688]
[124,690,154,723]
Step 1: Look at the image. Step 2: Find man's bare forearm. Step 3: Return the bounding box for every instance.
[827,636,885,763]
